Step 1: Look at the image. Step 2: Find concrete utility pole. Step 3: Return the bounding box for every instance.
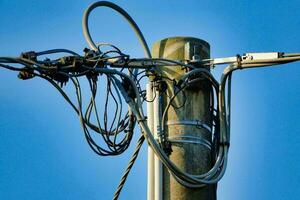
[148,37,216,200]
[2,2,300,200]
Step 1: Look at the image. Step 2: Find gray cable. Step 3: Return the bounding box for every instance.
[82,1,151,58]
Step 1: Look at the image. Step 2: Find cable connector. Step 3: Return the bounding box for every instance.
[18,67,35,80]
[153,80,167,92]
[158,131,172,156]
[20,51,37,61]
[159,139,172,156]
[114,78,132,103]
[122,78,136,99]
[18,51,37,80]
[83,48,97,58]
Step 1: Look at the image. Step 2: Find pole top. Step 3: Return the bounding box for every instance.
[152,36,210,61]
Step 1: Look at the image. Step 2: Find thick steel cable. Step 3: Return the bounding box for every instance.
[113,134,145,200]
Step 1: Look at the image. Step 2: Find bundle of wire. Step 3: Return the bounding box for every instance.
[1,1,300,199]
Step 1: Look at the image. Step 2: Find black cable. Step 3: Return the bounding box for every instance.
[36,49,80,56]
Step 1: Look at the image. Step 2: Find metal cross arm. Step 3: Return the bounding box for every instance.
[202,52,300,68]
[108,52,300,70]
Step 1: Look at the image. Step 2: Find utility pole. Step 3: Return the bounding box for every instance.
[148,37,216,200]
[2,2,300,200]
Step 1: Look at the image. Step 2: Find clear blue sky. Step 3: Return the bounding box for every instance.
[0,0,300,199]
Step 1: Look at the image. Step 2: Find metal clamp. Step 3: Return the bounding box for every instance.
[166,120,212,133]
[168,135,212,150]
